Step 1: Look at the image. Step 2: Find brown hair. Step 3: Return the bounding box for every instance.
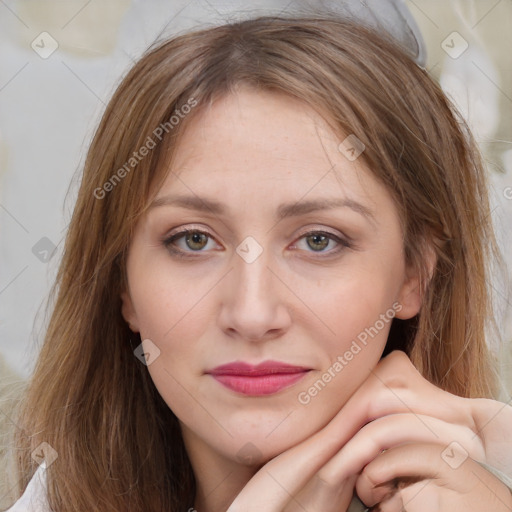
[9,15,500,511]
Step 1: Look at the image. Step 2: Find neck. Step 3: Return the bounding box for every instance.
[181,423,261,512]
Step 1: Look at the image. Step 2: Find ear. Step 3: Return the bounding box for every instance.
[395,242,437,320]
[121,290,140,333]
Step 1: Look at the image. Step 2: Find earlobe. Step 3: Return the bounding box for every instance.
[121,290,140,333]
[395,243,437,320]
[395,274,423,320]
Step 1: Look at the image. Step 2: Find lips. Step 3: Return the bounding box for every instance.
[206,360,311,396]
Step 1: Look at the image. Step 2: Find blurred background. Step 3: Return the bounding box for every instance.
[0,0,511,505]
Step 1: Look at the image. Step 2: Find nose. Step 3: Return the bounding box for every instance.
[216,244,292,343]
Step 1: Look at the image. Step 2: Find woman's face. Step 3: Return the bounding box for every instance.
[121,87,423,466]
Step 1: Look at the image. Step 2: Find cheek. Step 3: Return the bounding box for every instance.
[128,256,215,340]
[128,264,218,410]
[295,264,398,342]
[132,251,400,372]
[125,258,400,460]
[129,240,401,401]
[292,268,397,402]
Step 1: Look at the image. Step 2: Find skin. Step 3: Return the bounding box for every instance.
[121,87,512,511]
[226,351,512,511]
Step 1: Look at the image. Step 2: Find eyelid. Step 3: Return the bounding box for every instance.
[165,224,216,240]
[294,226,354,244]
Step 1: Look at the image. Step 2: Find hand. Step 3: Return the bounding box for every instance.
[226,350,512,511]
[356,442,512,511]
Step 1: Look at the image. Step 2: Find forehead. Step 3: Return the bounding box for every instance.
[155,87,392,216]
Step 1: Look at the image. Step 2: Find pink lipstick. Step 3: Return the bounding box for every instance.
[206,360,311,396]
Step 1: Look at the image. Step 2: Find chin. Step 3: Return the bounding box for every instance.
[221,426,311,466]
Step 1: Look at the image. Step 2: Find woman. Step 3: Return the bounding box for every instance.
[6,14,512,512]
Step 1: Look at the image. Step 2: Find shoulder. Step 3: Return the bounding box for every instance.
[5,466,52,512]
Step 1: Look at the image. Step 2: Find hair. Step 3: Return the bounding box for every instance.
[8,14,501,512]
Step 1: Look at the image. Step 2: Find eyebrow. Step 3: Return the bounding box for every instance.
[148,194,376,223]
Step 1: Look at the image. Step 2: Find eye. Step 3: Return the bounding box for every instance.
[162,227,352,260]
[292,230,352,256]
[163,228,218,258]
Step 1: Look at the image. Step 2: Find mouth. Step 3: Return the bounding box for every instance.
[206,360,312,396]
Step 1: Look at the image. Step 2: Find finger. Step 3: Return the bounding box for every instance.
[372,486,440,512]
[355,441,472,507]
[296,351,470,464]
[228,352,472,508]
[470,397,512,476]
[328,351,470,434]
[320,412,484,481]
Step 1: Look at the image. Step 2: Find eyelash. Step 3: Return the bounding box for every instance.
[161,227,352,260]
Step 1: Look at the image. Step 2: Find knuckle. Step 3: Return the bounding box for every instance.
[378,351,418,385]
[384,350,412,368]
[314,469,340,489]
[382,372,410,390]
[360,463,384,489]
